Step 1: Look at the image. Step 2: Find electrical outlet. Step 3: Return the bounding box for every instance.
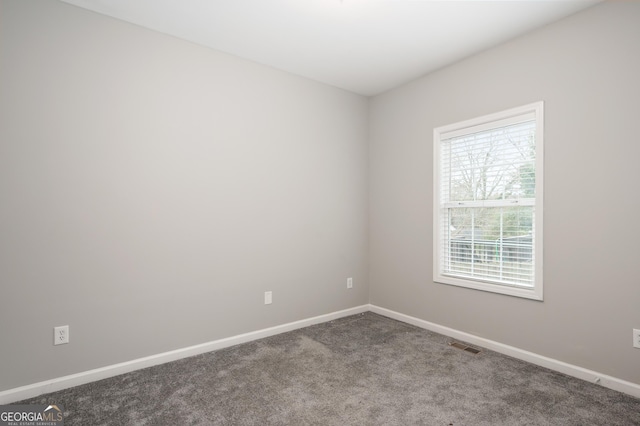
[264,291,272,305]
[54,325,69,345]
[633,329,640,349]
[347,277,353,289]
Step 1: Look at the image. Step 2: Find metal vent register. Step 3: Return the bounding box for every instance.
[448,341,482,354]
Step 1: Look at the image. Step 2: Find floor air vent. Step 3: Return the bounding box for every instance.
[448,341,482,354]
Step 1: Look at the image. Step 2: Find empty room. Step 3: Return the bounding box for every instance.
[1,0,639,424]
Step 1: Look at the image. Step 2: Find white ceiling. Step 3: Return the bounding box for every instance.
[60,0,600,96]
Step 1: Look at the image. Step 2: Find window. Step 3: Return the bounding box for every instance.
[433,102,543,300]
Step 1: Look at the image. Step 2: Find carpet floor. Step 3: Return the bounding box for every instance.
[18,312,640,425]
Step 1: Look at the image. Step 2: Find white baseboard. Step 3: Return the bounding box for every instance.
[0,304,369,404]
[3,303,638,404]
[369,304,640,399]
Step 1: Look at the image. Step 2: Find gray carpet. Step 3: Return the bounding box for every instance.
[18,312,640,425]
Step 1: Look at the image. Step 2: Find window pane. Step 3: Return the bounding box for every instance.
[443,121,536,203]
[443,206,534,287]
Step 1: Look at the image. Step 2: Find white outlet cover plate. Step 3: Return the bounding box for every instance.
[54,325,69,345]
[633,329,640,349]
[264,291,272,305]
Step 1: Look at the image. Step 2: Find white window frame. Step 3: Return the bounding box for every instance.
[433,102,544,300]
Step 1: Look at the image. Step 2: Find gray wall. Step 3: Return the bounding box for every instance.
[369,2,640,384]
[0,0,368,391]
